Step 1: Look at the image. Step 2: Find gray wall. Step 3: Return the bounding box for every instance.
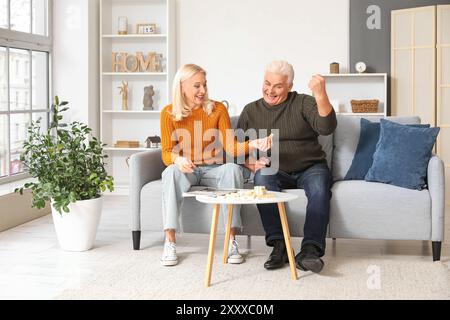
[349,0,450,113]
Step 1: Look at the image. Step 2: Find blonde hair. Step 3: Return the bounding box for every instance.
[265,60,295,85]
[171,64,215,121]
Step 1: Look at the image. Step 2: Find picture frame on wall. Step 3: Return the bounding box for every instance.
[136,23,157,34]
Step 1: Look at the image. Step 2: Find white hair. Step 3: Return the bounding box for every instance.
[265,60,295,85]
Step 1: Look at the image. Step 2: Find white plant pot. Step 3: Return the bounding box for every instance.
[51,196,103,252]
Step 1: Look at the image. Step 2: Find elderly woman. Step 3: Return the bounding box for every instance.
[160,64,271,266]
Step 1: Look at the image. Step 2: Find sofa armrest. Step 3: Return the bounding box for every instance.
[129,149,166,230]
[427,155,445,242]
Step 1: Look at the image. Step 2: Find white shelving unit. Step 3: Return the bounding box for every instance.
[100,0,176,192]
[323,73,388,116]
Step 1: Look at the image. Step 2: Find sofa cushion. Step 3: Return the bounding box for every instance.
[318,135,333,170]
[332,115,421,182]
[330,181,431,240]
[365,119,440,190]
[230,115,239,130]
[344,119,430,180]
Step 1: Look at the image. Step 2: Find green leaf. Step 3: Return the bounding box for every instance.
[69,191,77,202]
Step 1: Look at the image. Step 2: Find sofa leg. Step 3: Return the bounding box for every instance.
[432,241,441,262]
[332,238,336,241]
[247,235,252,249]
[132,231,141,250]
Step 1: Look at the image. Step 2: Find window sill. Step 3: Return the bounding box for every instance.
[0,178,37,197]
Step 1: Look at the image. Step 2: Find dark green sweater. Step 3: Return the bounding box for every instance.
[237,91,337,173]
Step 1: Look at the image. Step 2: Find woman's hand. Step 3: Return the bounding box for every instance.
[249,133,273,152]
[254,157,271,172]
[174,156,197,173]
[246,156,271,173]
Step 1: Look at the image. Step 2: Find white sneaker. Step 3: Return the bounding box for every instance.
[228,239,244,264]
[160,241,178,266]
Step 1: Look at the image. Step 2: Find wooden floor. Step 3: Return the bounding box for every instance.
[0,196,449,299]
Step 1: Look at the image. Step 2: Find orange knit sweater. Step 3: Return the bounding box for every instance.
[160,101,250,166]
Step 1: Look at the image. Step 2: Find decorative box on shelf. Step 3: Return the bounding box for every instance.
[351,99,379,113]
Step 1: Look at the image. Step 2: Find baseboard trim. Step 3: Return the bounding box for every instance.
[0,190,50,232]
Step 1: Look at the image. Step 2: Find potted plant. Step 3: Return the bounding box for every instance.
[15,96,114,251]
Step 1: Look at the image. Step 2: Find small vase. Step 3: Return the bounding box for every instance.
[118,16,128,35]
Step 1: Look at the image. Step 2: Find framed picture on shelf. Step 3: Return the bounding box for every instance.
[136,23,156,34]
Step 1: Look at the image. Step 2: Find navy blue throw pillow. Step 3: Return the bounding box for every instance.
[344,118,430,181]
[365,119,440,190]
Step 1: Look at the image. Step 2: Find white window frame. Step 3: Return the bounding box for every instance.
[0,0,53,184]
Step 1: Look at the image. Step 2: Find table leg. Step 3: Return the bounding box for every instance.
[277,202,298,280]
[205,204,220,287]
[223,204,234,264]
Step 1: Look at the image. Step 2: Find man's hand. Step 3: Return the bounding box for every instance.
[308,74,327,100]
[308,74,333,117]
[174,156,196,173]
[249,133,273,152]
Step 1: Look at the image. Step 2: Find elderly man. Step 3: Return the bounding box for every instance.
[237,61,337,273]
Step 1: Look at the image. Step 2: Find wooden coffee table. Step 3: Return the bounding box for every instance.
[195,191,299,287]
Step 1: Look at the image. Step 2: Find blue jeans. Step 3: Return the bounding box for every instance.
[161,163,244,232]
[253,163,332,256]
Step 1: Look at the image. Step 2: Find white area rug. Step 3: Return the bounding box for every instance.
[56,234,450,300]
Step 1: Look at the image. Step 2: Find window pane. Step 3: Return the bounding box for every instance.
[11,0,31,33]
[32,0,46,36]
[32,112,47,133]
[10,48,30,111]
[0,0,7,29]
[0,47,7,111]
[0,115,7,178]
[10,113,30,175]
[32,51,47,110]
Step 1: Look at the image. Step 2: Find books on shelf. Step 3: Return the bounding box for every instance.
[114,140,141,148]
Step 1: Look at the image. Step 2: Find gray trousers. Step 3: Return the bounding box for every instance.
[161,163,244,231]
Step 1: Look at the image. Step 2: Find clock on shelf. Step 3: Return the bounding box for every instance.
[355,61,367,73]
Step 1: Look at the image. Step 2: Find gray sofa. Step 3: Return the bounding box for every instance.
[129,114,445,261]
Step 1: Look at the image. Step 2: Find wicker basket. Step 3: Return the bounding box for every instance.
[351,99,379,113]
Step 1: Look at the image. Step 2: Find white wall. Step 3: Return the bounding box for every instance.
[53,0,99,136]
[53,0,349,126]
[177,0,350,115]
